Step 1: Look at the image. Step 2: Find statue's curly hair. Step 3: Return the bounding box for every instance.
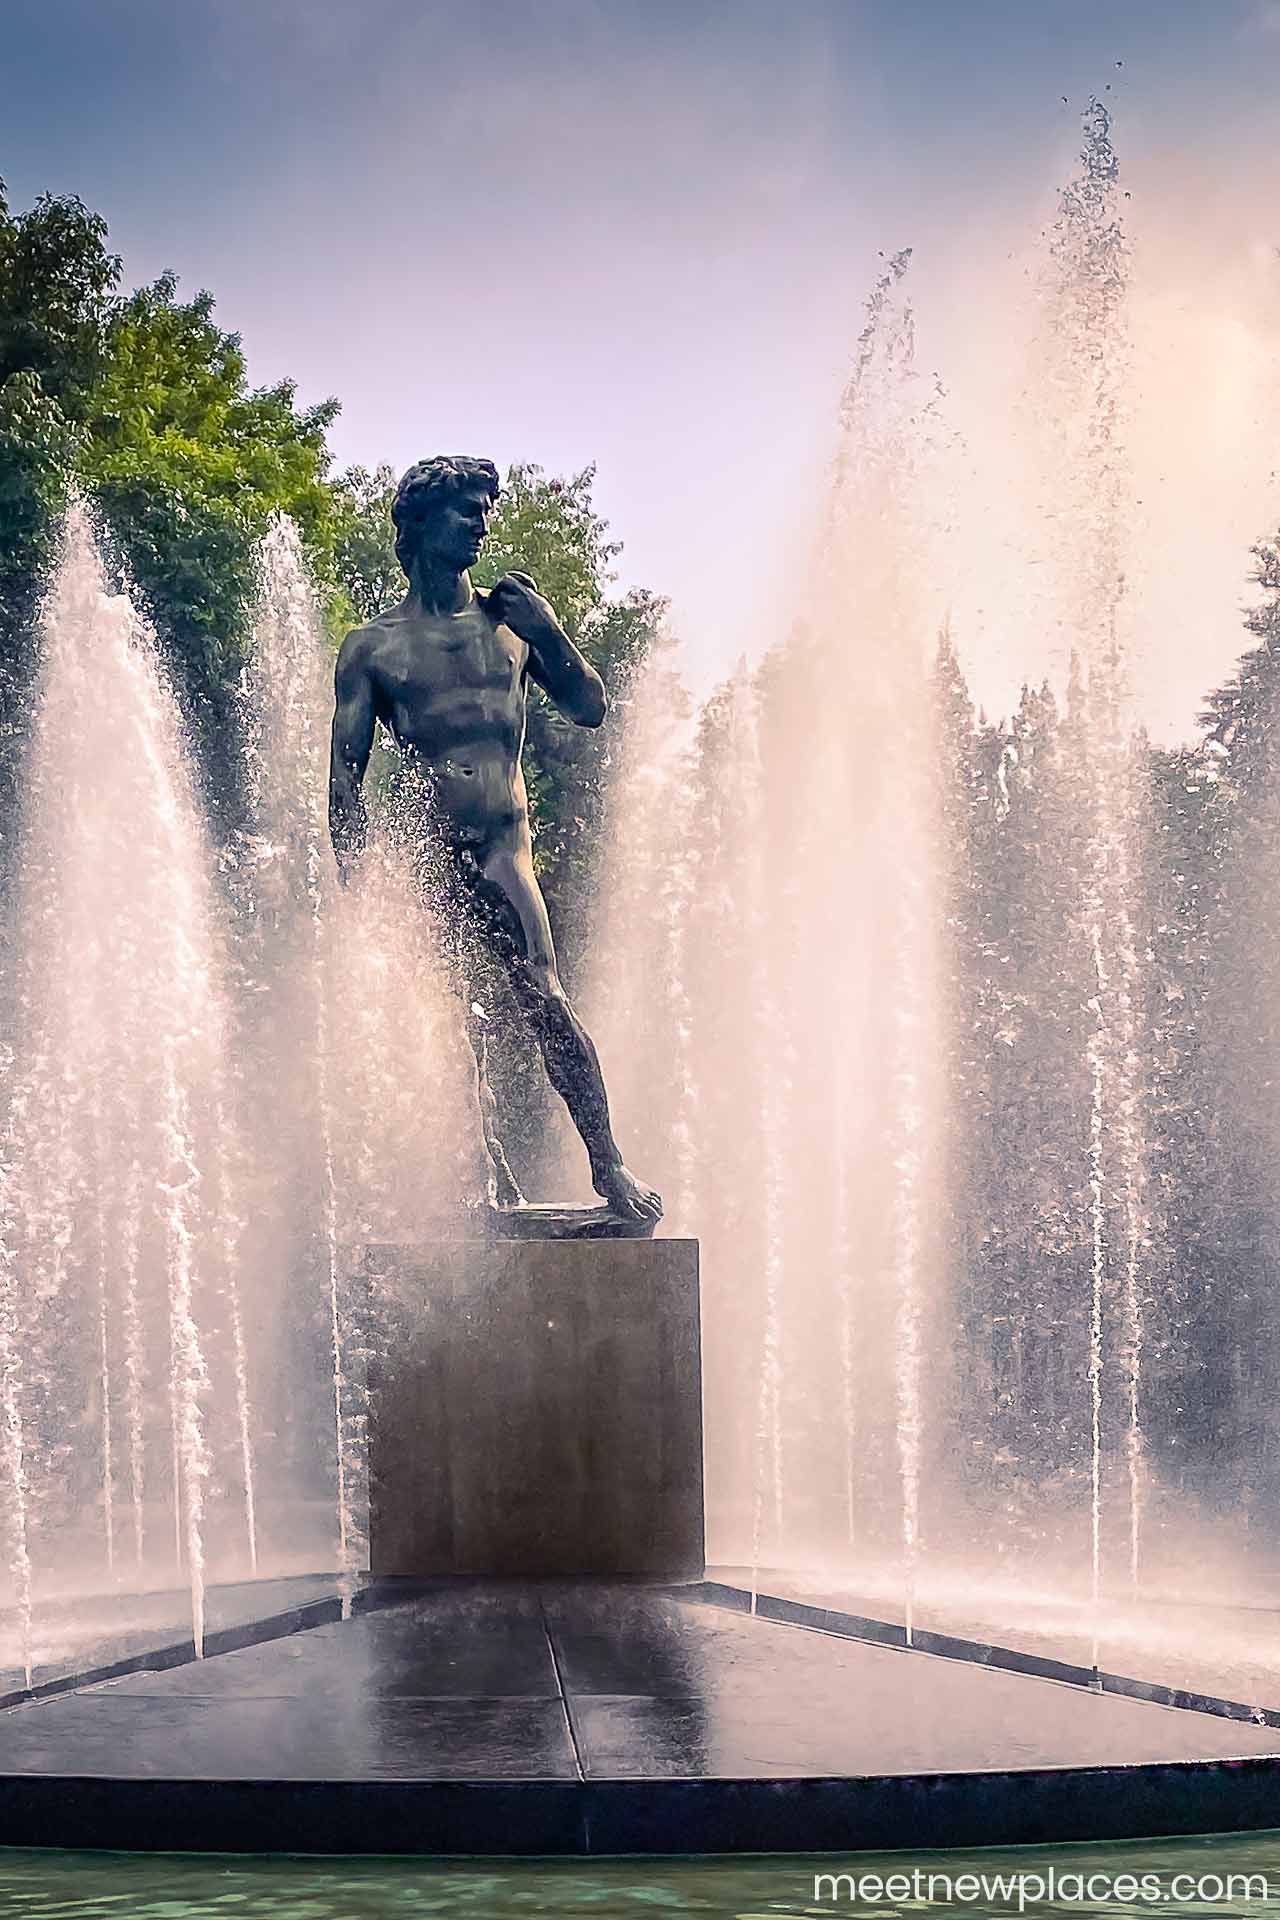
[391,455,501,572]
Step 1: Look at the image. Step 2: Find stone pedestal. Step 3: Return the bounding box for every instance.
[365,1237,703,1578]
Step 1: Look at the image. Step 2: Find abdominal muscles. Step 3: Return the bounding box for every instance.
[392,736,526,846]
[435,753,524,836]
[387,681,527,843]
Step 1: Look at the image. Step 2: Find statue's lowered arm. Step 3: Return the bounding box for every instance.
[329,633,376,880]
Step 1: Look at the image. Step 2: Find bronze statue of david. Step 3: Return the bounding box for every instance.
[328,455,662,1228]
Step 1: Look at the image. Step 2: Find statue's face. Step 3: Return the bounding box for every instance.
[420,484,493,571]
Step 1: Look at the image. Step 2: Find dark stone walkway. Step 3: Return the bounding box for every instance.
[0,1584,1276,1853]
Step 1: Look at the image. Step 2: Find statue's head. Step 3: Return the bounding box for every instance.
[392,455,501,577]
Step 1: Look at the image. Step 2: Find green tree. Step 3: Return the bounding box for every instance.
[1142,739,1231,1495]
[1182,536,1280,1506]
[0,183,344,822]
[0,184,117,412]
[0,183,119,845]
[0,183,117,642]
[331,462,401,626]
[81,272,341,808]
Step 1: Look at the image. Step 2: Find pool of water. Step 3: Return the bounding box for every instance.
[1,1832,1279,1917]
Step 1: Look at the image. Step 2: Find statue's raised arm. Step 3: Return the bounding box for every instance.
[486,571,606,728]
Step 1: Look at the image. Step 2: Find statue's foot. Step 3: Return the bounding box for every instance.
[596,1163,663,1225]
[482,1134,526,1209]
[488,1162,526,1209]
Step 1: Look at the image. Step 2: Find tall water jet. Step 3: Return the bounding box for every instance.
[821,248,942,1637]
[1038,101,1155,1626]
[238,517,355,1585]
[742,684,787,1596]
[582,250,946,1585]
[0,500,252,1656]
[576,649,698,1227]
[238,519,481,1593]
[0,1229,33,1687]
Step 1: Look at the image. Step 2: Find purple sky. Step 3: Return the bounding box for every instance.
[6,0,1280,737]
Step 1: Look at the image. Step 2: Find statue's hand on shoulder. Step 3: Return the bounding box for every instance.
[486,570,548,631]
[486,573,607,729]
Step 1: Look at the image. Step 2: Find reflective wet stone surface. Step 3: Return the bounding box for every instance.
[3,1584,1278,1781]
[0,1572,349,1700]
[0,1584,1275,1855]
[107,1589,560,1701]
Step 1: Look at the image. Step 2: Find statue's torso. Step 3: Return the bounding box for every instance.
[365,600,530,842]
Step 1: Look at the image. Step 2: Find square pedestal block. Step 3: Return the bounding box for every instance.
[365,1238,703,1578]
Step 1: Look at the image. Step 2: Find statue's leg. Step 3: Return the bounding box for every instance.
[464,996,525,1208]
[411,808,525,1209]
[458,838,659,1220]
[474,858,620,1191]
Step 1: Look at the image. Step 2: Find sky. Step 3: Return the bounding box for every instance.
[5,0,1280,741]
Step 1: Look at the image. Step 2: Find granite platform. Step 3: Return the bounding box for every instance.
[704,1566,1280,1727]
[0,1571,351,1709]
[0,1581,1277,1854]
[366,1238,703,1578]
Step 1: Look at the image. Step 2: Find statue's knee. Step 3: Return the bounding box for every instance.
[533,978,580,1045]
[526,959,564,1004]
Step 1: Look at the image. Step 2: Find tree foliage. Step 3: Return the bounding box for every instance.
[0,186,114,635]
[0,182,344,819]
[331,462,401,627]
[81,273,342,802]
[927,532,1280,1515]
[0,185,117,413]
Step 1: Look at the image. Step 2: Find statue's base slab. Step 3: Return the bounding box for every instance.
[362,1201,658,1243]
[487,1200,657,1240]
[365,1236,703,1578]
